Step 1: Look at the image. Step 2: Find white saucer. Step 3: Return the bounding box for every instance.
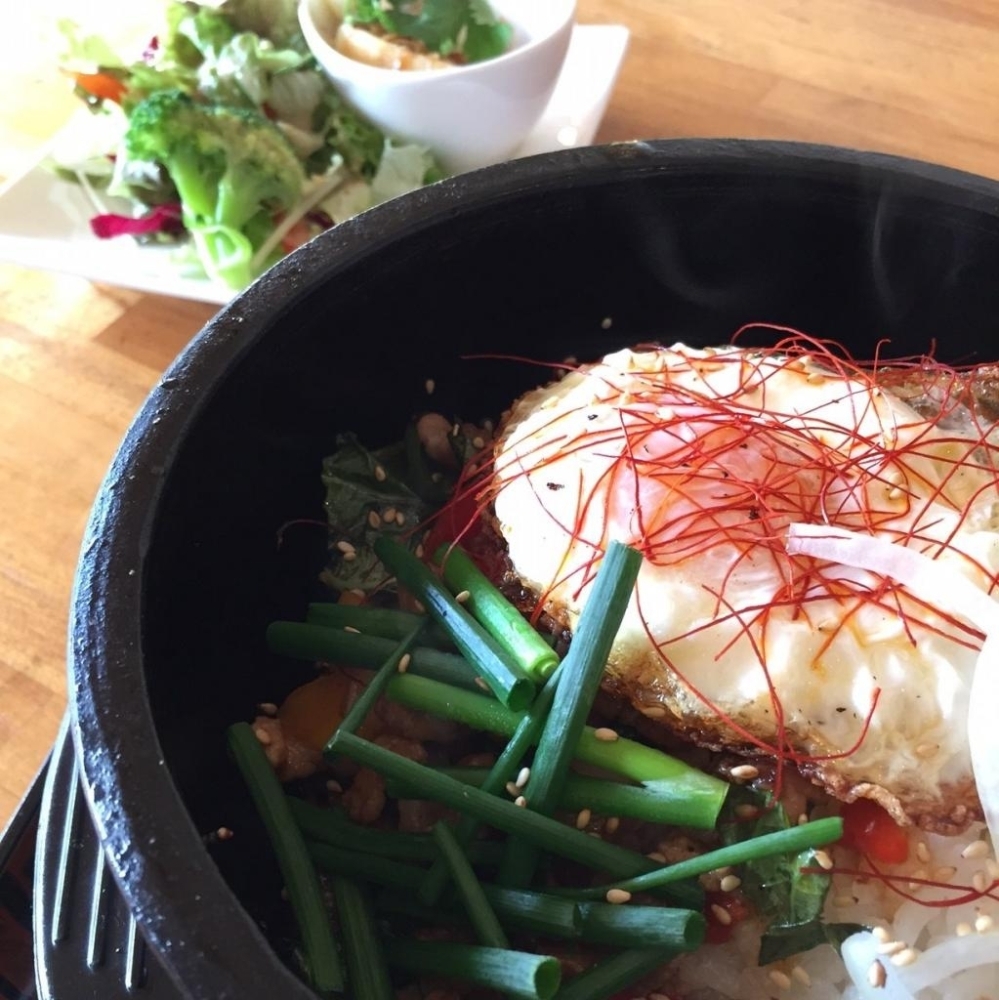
[0,24,629,305]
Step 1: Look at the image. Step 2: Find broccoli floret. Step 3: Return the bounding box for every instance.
[124,88,305,288]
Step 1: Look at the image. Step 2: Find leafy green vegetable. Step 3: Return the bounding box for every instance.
[758,920,867,966]
[345,0,512,64]
[122,88,305,287]
[57,0,446,290]
[721,790,856,966]
[320,434,436,593]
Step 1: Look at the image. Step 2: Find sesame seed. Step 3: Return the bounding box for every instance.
[710,904,732,926]
[575,808,592,830]
[605,888,632,905]
[216,827,234,841]
[425,379,435,395]
[474,677,489,691]
[253,727,272,746]
[382,507,397,523]
[395,511,405,526]
[472,436,485,449]
[962,840,989,860]
[915,841,930,864]
[452,423,461,437]
[344,626,361,634]
[890,948,919,968]
[593,727,619,742]
[336,540,356,554]
[730,764,759,781]
[367,511,382,529]
[797,812,810,826]
[734,804,759,820]
[258,702,278,716]
[876,940,906,956]
[516,767,531,789]
[834,894,855,908]
[647,851,667,864]
[720,874,742,893]
[711,866,733,877]
[914,742,938,758]
[642,705,667,719]
[956,922,973,937]
[431,472,443,483]
[343,550,357,562]
[415,543,424,559]
[813,849,834,871]
[933,865,957,882]
[505,782,520,797]
[601,317,613,330]
[326,779,343,794]
[973,870,990,894]
[768,969,792,991]
[374,464,387,482]
[605,816,621,835]
[791,965,811,986]
[397,653,411,674]
[871,926,891,943]
[455,590,471,604]
[975,913,995,933]
[514,796,528,808]
[867,960,886,988]
[907,868,927,890]
[806,372,826,384]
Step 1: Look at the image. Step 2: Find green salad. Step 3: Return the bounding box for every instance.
[54,0,445,290]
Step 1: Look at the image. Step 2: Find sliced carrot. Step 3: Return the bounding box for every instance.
[73,71,127,104]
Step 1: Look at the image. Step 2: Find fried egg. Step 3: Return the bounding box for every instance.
[491,344,999,831]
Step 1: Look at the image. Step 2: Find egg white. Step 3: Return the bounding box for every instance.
[491,344,999,829]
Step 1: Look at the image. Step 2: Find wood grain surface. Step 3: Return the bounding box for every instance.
[1,0,998,831]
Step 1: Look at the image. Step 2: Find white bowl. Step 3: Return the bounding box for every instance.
[298,0,576,173]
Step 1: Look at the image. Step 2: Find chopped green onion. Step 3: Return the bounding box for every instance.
[434,543,559,681]
[387,940,561,1000]
[501,542,642,886]
[373,536,536,710]
[266,621,480,691]
[288,796,504,866]
[307,602,452,649]
[226,724,344,997]
[384,674,727,830]
[552,947,679,1000]
[577,901,705,949]
[417,663,565,905]
[559,817,844,901]
[379,884,583,940]
[308,841,425,891]
[331,877,393,1000]
[329,732,703,909]
[431,821,508,949]
[394,766,719,828]
[481,885,582,940]
[332,621,425,743]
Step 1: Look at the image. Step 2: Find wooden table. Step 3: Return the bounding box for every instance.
[2,0,998,832]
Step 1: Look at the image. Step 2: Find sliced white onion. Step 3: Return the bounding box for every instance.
[893,933,999,994]
[785,524,999,853]
[840,931,918,1000]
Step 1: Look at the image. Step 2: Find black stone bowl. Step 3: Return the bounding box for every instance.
[68,140,999,1000]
